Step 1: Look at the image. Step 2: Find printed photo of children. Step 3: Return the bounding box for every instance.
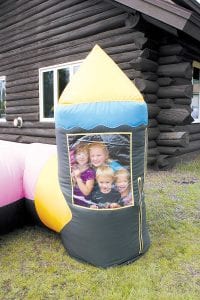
[67,133,133,209]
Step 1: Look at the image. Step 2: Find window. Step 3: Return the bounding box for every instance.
[39,61,82,121]
[0,76,6,121]
[191,62,200,123]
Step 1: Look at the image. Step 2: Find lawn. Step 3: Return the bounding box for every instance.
[0,156,200,300]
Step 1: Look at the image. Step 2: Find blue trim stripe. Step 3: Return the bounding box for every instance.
[55,101,148,130]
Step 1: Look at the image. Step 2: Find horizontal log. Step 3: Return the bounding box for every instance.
[0,121,55,129]
[173,105,191,113]
[112,51,139,64]
[6,106,39,114]
[126,70,157,81]
[157,132,189,147]
[0,134,55,144]
[6,113,39,122]
[158,132,188,140]
[157,98,174,109]
[134,78,159,93]
[107,43,142,55]
[156,140,189,147]
[174,98,191,105]
[119,62,133,70]
[157,77,173,86]
[6,98,39,107]
[158,146,181,155]
[6,70,38,82]
[129,57,158,72]
[178,140,200,154]
[0,134,21,142]
[157,62,192,79]
[147,104,160,118]
[6,82,38,94]
[157,85,192,98]
[171,78,191,86]
[157,108,190,125]
[17,136,56,145]
[158,55,183,65]
[159,44,184,56]
[0,127,55,137]
[174,124,200,134]
[6,76,38,87]
[189,133,200,141]
[6,91,38,100]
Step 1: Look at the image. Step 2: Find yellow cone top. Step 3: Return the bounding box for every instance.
[59,45,144,105]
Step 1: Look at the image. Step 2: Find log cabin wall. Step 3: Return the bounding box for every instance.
[0,0,152,144]
[0,0,199,168]
[0,0,132,144]
[156,35,200,169]
[0,0,160,165]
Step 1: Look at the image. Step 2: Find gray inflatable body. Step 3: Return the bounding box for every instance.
[55,45,150,267]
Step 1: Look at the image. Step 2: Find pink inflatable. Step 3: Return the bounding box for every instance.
[0,141,56,233]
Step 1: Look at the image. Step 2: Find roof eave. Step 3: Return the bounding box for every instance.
[113,0,200,42]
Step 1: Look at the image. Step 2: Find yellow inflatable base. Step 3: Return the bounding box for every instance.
[34,154,72,233]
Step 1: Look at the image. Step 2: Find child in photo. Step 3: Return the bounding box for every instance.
[115,169,133,206]
[90,166,121,209]
[71,143,95,207]
[89,141,123,171]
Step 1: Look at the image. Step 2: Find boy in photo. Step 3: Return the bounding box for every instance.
[90,165,121,209]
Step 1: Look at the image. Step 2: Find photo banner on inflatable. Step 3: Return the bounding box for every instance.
[55,45,150,267]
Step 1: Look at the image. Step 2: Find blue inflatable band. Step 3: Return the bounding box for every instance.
[55,101,148,130]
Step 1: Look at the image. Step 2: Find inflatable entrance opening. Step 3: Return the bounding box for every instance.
[55,45,150,267]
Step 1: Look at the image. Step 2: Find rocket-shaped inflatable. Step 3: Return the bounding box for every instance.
[55,45,150,267]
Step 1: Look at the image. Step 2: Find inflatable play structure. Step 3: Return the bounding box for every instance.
[0,45,150,267]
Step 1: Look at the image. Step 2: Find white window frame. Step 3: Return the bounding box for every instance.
[39,60,82,122]
[191,61,200,123]
[0,76,6,122]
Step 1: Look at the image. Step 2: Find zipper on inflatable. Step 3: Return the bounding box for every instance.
[138,176,144,254]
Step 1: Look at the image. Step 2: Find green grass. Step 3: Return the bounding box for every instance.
[1,156,200,300]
